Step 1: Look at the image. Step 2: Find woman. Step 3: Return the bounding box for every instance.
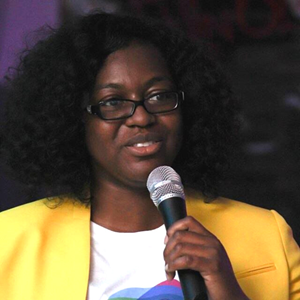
[0,13,299,300]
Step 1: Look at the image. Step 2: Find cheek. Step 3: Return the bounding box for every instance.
[84,120,108,156]
[84,119,122,159]
[166,113,183,154]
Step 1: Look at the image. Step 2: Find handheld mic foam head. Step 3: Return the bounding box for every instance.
[147,166,185,207]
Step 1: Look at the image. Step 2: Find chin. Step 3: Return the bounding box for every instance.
[130,161,171,182]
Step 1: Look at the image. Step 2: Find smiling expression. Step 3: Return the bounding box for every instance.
[84,42,183,189]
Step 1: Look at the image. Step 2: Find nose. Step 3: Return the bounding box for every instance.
[125,104,155,127]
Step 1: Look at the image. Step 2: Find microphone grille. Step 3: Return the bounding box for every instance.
[147,166,185,207]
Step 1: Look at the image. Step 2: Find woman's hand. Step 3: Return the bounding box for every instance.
[163,216,250,300]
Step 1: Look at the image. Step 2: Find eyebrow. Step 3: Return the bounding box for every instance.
[94,76,174,91]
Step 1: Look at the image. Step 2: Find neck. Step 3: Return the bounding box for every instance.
[90,179,163,232]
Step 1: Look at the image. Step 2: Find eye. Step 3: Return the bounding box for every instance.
[100,99,123,107]
[148,92,175,103]
[149,93,165,102]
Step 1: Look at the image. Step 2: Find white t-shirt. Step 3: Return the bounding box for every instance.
[87,221,183,300]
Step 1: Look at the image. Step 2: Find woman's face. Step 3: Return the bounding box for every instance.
[84,42,183,189]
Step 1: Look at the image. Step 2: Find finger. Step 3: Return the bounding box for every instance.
[164,235,169,245]
[165,254,209,273]
[166,249,223,276]
[166,241,211,261]
[164,230,217,258]
[165,264,175,281]
[164,242,214,270]
[167,216,212,238]
[165,242,233,278]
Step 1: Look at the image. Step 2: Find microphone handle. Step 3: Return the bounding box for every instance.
[158,198,207,300]
[178,270,207,300]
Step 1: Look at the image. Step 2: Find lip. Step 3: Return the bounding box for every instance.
[125,133,163,156]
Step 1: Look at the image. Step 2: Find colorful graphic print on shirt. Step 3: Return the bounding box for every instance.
[108,279,183,300]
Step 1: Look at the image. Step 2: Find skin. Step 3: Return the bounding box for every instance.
[84,42,183,232]
[164,217,249,299]
[84,42,249,299]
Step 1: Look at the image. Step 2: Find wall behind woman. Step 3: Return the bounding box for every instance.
[0,0,299,244]
[0,0,60,208]
[126,0,300,241]
[0,0,60,80]
[128,0,300,242]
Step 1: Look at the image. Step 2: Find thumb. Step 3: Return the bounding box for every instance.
[165,264,175,281]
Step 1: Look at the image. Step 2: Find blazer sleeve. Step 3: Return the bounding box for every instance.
[271,210,300,299]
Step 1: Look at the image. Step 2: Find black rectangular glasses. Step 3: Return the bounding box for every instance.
[86,91,184,120]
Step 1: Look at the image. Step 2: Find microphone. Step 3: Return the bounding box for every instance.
[147,166,207,300]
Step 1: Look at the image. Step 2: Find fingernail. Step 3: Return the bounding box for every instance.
[165,267,173,281]
[166,274,172,281]
[164,235,168,244]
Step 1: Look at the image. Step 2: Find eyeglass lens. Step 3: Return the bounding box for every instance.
[99,92,179,120]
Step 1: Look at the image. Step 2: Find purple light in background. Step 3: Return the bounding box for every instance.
[0,0,60,81]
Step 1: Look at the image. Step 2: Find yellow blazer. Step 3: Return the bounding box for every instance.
[0,193,299,300]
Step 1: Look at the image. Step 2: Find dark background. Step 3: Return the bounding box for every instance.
[1,0,299,243]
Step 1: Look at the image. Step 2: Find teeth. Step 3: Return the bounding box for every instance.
[134,141,155,147]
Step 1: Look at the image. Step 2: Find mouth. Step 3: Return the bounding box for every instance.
[133,141,157,148]
[126,134,163,156]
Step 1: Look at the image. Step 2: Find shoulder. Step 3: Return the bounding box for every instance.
[186,190,274,221]
[185,190,291,244]
[0,197,91,299]
[0,196,90,266]
[186,192,300,298]
[0,197,90,238]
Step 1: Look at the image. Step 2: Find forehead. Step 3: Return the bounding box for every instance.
[95,42,172,85]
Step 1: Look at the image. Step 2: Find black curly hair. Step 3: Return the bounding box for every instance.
[1,12,239,203]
